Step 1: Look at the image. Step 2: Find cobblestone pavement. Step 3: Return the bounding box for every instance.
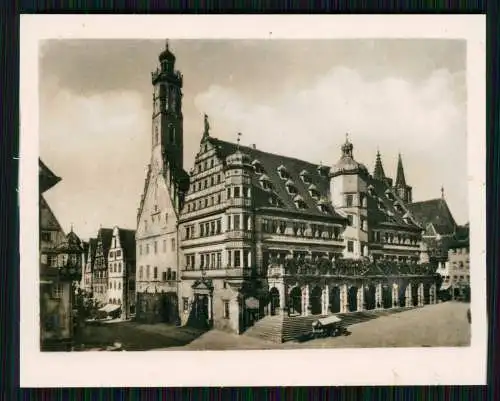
[76,301,470,351]
[160,301,470,350]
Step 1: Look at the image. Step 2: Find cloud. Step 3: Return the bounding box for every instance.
[194,66,468,223]
[41,87,151,238]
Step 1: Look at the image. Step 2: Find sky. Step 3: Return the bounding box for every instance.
[39,39,468,240]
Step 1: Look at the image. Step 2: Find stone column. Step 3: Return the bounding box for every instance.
[418,283,424,306]
[340,284,348,313]
[375,283,382,309]
[392,283,399,308]
[302,285,310,316]
[278,283,286,316]
[405,283,412,307]
[322,285,330,315]
[430,283,437,304]
[207,295,212,323]
[357,285,365,312]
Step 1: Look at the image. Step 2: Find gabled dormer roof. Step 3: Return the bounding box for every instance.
[206,136,345,222]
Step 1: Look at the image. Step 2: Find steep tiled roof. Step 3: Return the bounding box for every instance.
[449,224,469,249]
[39,195,64,232]
[39,159,61,193]
[98,228,114,257]
[366,176,421,231]
[408,198,457,235]
[119,228,136,260]
[82,241,89,263]
[207,137,345,222]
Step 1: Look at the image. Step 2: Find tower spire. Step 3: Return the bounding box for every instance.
[395,152,407,187]
[373,148,386,180]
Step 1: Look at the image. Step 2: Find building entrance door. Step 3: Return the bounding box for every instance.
[193,294,210,328]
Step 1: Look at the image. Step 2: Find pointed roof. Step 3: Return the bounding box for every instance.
[395,153,407,187]
[97,227,114,257]
[408,198,457,235]
[373,150,386,180]
[39,159,61,193]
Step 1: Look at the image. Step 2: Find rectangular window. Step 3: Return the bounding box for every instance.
[41,231,51,242]
[183,298,189,312]
[146,265,150,279]
[243,250,249,268]
[139,244,142,255]
[346,195,353,207]
[234,215,241,230]
[162,271,167,281]
[234,250,241,267]
[217,252,222,268]
[205,222,210,235]
[47,254,57,267]
[227,250,232,267]
[210,221,215,235]
[154,241,158,254]
[234,187,240,198]
[216,219,221,234]
[200,254,205,269]
[211,253,216,269]
[153,267,158,279]
[347,241,354,253]
[146,244,150,254]
[163,240,167,252]
[171,238,176,251]
[227,188,231,199]
[139,266,143,279]
[223,301,230,319]
[347,215,354,226]
[200,223,205,237]
[217,194,221,204]
[51,283,64,299]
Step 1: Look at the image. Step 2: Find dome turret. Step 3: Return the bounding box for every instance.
[330,134,368,177]
[159,40,176,62]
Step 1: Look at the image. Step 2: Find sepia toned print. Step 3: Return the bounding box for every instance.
[39,38,471,352]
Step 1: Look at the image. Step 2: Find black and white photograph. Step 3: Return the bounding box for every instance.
[20,15,486,387]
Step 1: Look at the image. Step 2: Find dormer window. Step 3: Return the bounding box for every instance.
[385,189,395,201]
[252,159,264,174]
[317,198,329,213]
[368,185,375,196]
[293,194,307,209]
[259,174,272,191]
[394,202,403,213]
[285,179,297,195]
[308,184,319,199]
[277,165,289,180]
[300,169,311,184]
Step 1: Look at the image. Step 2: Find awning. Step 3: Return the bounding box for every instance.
[98,304,121,313]
[440,283,452,291]
[245,297,259,309]
[313,315,342,326]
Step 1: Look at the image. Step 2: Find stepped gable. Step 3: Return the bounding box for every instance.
[119,228,136,260]
[408,198,457,235]
[208,137,345,222]
[365,173,421,231]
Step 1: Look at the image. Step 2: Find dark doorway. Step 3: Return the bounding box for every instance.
[364,285,376,310]
[269,287,280,316]
[330,286,341,313]
[190,294,210,329]
[412,285,419,306]
[289,287,302,315]
[398,284,407,307]
[162,292,179,324]
[382,285,392,309]
[348,286,358,312]
[310,286,322,315]
[423,283,431,305]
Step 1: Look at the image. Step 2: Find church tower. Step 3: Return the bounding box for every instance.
[135,41,188,323]
[393,153,412,203]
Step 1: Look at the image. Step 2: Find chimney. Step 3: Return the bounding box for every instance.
[251,144,256,149]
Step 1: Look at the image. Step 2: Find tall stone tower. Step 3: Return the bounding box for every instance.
[330,135,370,259]
[135,41,189,323]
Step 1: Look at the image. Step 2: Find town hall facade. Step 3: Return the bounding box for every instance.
[134,42,448,339]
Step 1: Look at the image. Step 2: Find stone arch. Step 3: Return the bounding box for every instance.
[330,286,341,313]
[382,284,392,309]
[310,285,322,315]
[364,284,376,310]
[289,286,302,315]
[348,286,358,312]
[269,287,280,316]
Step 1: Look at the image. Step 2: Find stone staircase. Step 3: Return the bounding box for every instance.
[243,307,416,343]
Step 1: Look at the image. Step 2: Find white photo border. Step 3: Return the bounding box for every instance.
[20,14,487,387]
